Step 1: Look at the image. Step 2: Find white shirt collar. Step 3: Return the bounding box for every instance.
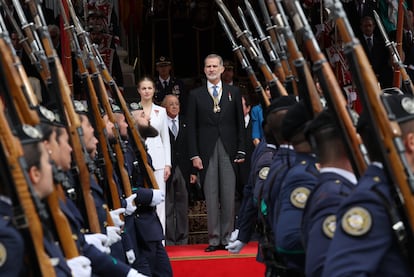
[159,76,171,84]
[319,167,358,185]
[207,80,222,90]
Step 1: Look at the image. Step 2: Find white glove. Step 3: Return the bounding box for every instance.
[109,208,125,228]
[125,194,137,215]
[225,240,246,254]
[84,233,111,254]
[229,229,239,242]
[150,190,165,206]
[67,256,92,277]
[127,268,148,277]
[125,249,136,265]
[105,226,122,246]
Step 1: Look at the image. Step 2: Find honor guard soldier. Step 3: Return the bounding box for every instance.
[154,56,187,112]
[0,180,25,276]
[301,109,357,277]
[274,101,318,276]
[126,102,173,277]
[226,96,296,275]
[322,93,414,277]
[39,105,146,277]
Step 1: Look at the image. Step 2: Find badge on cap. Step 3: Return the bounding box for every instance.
[341,206,372,236]
[111,104,121,113]
[401,97,414,115]
[74,100,88,113]
[0,243,7,267]
[22,124,42,139]
[290,187,310,209]
[259,167,269,180]
[129,102,143,111]
[322,215,337,239]
[39,106,56,122]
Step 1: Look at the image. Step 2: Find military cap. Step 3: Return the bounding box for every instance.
[38,106,64,127]
[281,100,312,141]
[73,100,88,114]
[265,95,297,117]
[111,103,123,114]
[382,93,414,124]
[17,124,43,145]
[381,87,404,96]
[155,56,172,66]
[304,108,337,137]
[129,102,143,111]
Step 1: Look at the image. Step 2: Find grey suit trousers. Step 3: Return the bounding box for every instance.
[203,138,236,246]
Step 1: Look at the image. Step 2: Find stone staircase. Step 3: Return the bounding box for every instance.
[188,200,209,244]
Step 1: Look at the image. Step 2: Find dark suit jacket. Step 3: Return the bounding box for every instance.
[154,77,187,112]
[343,0,377,37]
[359,33,393,88]
[236,116,254,194]
[187,83,246,181]
[168,116,196,182]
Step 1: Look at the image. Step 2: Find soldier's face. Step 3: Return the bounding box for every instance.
[156,64,171,77]
[104,115,115,138]
[132,110,150,128]
[33,143,54,199]
[115,113,128,138]
[56,128,72,171]
[80,115,98,157]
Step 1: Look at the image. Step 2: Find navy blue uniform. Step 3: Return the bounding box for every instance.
[237,143,277,245]
[124,141,172,277]
[322,164,412,277]
[301,169,357,277]
[275,152,318,273]
[0,197,24,276]
[43,235,72,276]
[262,145,296,226]
[154,77,187,110]
[59,196,132,277]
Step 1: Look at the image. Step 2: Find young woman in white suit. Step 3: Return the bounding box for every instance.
[137,77,171,236]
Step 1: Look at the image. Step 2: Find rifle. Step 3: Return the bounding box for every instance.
[46,186,80,259]
[22,0,101,233]
[281,0,368,177]
[258,0,297,95]
[3,0,51,83]
[393,0,405,88]
[0,43,55,275]
[64,0,158,190]
[218,11,270,108]
[215,0,287,98]
[244,0,286,83]
[265,0,323,116]
[326,0,414,258]
[373,10,414,95]
[58,0,122,213]
[0,10,39,125]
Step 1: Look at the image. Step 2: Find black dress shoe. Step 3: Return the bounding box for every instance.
[204,245,221,252]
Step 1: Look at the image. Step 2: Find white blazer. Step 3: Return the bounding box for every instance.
[145,103,171,170]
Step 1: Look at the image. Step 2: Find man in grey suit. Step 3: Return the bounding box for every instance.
[187,54,246,252]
